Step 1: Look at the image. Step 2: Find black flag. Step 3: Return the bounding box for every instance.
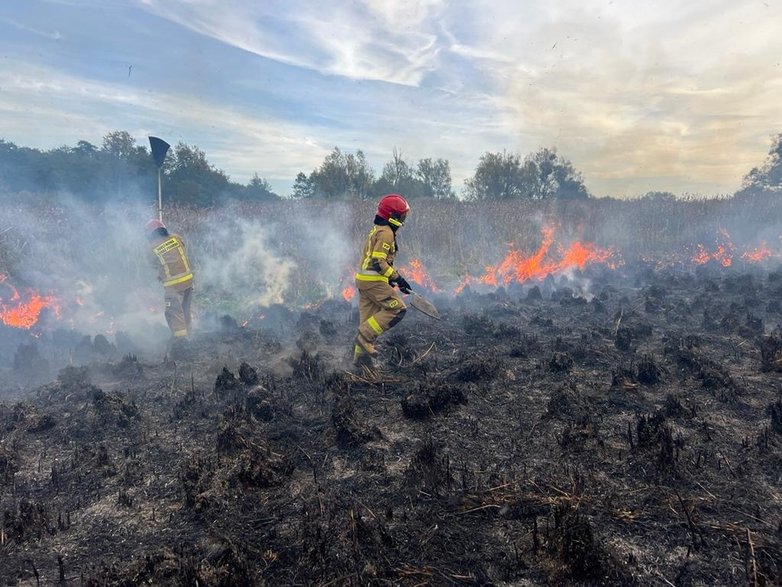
[148,136,170,168]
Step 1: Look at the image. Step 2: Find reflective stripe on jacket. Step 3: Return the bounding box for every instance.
[150,233,193,290]
[355,224,399,283]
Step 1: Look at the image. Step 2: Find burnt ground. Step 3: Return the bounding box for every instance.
[2,266,782,586]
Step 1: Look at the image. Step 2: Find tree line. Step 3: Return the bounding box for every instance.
[0,131,277,206]
[1,130,781,204]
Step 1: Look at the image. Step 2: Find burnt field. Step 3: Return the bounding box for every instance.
[1,263,782,586]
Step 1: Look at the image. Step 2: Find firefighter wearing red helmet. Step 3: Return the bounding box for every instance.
[354,194,412,364]
[146,219,194,339]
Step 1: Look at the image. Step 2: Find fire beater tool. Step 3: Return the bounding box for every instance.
[407,290,440,320]
[148,136,171,222]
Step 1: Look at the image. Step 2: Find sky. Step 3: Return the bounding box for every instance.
[1,0,781,198]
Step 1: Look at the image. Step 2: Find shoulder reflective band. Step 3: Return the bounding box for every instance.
[371,251,388,259]
[153,238,180,255]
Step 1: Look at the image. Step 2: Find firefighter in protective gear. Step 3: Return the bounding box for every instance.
[147,219,194,338]
[354,194,412,363]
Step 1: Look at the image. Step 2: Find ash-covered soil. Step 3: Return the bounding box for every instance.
[2,267,782,586]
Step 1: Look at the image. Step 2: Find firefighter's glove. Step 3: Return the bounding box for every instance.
[394,275,412,294]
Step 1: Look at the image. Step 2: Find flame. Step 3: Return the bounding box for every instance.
[455,226,616,293]
[342,285,357,302]
[691,228,735,267]
[400,259,441,292]
[741,242,773,263]
[692,244,710,265]
[0,286,60,329]
[240,312,265,328]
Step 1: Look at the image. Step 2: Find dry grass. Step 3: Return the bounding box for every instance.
[167,194,782,282]
[2,193,781,302]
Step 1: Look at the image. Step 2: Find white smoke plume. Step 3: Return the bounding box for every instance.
[196,214,297,310]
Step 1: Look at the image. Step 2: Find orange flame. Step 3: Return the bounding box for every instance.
[692,228,735,267]
[400,259,441,292]
[241,312,265,327]
[692,244,710,265]
[741,242,773,263]
[342,285,357,302]
[455,226,616,293]
[0,288,60,329]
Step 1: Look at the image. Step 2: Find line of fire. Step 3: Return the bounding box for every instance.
[2,224,780,331]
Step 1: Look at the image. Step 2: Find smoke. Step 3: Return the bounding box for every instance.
[295,200,357,297]
[188,200,357,322]
[0,194,364,365]
[197,213,297,310]
[0,195,170,351]
[3,191,779,361]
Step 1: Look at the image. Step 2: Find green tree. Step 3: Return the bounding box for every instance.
[521,148,589,200]
[166,142,230,205]
[46,144,101,196]
[464,151,524,200]
[0,133,255,204]
[0,140,45,194]
[75,140,98,158]
[382,148,412,188]
[245,173,279,200]
[465,148,589,200]
[309,147,375,199]
[416,158,454,199]
[101,130,136,159]
[740,133,782,193]
[292,172,314,199]
[372,148,428,199]
[91,130,159,200]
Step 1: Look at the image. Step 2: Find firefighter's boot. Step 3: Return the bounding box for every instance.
[169,337,192,361]
[353,345,374,368]
[355,332,378,358]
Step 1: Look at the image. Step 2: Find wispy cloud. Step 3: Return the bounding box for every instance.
[2,0,782,197]
[446,0,782,195]
[0,59,331,183]
[135,0,444,85]
[0,16,61,40]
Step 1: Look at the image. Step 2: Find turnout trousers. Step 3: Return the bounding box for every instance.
[164,286,193,337]
[354,279,406,358]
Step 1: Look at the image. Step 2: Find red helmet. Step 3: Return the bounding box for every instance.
[376,194,410,227]
[146,218,165,235]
